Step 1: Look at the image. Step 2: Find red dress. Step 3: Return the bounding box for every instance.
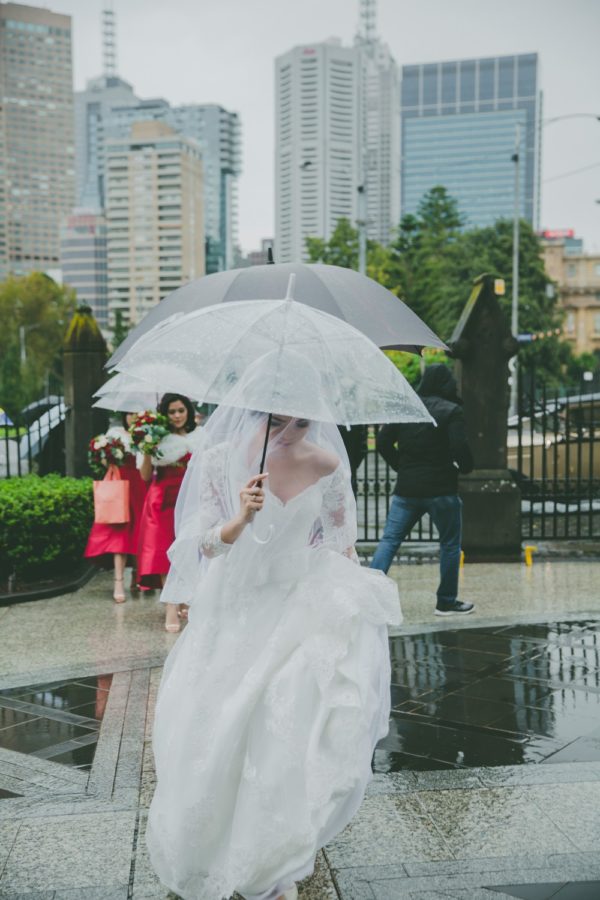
[84,455,148,560]
[137,453,192,589]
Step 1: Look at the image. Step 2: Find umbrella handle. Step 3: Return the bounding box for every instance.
[250,522,274,545]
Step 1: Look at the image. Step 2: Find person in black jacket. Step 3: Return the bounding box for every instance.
[370,364,475,616]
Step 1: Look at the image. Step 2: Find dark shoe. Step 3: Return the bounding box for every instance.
[434,600,475,616]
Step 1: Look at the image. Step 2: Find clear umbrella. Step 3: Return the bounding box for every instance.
[92,372,163,412]
[107,263,446,368]
[115,277,433,455]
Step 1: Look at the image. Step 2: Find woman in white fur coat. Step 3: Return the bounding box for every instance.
[137,393,201,632]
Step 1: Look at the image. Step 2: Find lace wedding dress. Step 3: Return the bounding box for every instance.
[146,411,401,900]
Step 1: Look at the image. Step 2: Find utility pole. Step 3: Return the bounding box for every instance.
[509,124,521,418]
[357,176,367,276]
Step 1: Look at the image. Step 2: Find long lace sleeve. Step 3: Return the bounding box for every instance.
[188,448,231,558]
[319,465,359,563]
[160,445,231,605]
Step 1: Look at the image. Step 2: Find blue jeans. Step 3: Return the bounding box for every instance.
[370,494,463,606]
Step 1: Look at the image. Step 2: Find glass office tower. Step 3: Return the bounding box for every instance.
[401,54,540,227]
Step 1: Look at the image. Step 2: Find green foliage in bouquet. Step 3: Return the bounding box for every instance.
[129,410,169,457]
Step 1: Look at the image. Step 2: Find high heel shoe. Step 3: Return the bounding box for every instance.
[113,578,126,603]
[165,606,181,633]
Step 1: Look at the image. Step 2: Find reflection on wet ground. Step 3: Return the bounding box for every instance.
[0,674,112,777]
[375,619,600,772]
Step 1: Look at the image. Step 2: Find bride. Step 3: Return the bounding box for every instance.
[147,373,402,899]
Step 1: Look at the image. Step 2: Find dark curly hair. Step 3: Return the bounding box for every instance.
[158,394,196,433]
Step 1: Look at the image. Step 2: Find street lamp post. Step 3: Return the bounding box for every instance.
[357,182,367,276]
[508,111,600,418]
[19,322,41,365]
[509,125,521,419]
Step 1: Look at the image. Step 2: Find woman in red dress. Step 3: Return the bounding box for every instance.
[137,394,200,632]
[84,412,148,602]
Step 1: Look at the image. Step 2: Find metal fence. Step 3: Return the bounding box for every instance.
[355,372,600,544]
[0,401,66,479]
[512,374,600,540]
[3,381,599,543]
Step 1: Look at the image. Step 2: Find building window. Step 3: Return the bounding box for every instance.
[595,263,600,276]
[566,312,575,334]
[595,313,600,335]
[567,264,577,279]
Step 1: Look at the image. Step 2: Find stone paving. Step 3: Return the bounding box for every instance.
[0,561,599,899]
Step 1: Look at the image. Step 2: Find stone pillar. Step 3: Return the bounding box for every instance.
[449,274,522,561]
[63,305,108,477]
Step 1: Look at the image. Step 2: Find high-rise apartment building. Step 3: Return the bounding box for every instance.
[400,54,541,228]
[0,2,75,278]
[170,104,241,272]
[275,40,362,264]
[75,86,241,272]
[60,210,109,330]
[105,121,204,327]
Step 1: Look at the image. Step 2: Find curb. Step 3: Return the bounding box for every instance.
[0,564,97,607]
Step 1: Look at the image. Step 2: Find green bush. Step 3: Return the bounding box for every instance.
[0,475,93,581]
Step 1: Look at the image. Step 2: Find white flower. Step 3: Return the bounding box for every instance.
[97,436,108,448]
[144,434,153,443]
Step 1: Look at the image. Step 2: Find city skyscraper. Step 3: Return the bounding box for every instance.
[275,39,361,264]
[75,74,138,210]
[400,54,541,228]
[356,0,400,245]
[0,2,75,278]
[60,210,108,330]
[274,1,400,263]
[105,121,204,327]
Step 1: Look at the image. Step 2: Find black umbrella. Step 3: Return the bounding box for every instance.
[107,263,446,369]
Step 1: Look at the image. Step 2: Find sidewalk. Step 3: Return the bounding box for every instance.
[0,561,599,899]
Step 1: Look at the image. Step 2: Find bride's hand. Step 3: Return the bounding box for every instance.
[239,474,267,523]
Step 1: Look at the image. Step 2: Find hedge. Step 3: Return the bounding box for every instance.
[0,475,93,581]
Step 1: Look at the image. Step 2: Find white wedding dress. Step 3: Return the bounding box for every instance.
[147,415,401,900]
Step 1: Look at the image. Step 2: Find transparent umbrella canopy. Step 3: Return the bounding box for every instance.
[92,373,163,413]
[114,277,433,430]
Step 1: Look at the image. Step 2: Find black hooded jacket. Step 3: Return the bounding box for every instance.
[377,365,474,497]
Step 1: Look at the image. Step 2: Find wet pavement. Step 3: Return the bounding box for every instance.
[378,620,600,772]
[0,565,599,898]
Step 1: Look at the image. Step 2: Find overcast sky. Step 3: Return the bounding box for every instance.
[55,0,600,253]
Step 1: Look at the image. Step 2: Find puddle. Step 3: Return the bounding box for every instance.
[377,621,600,772]
[0,674,112,775]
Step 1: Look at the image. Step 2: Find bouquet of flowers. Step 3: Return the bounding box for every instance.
[129,410,169,457]
[88,433,128,478]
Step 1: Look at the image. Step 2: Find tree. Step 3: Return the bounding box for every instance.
[452,219,568,378]
[379,187,464,336]
[111,309,131,352]
[305,217,382,275]
[302,186,590,383]
[0,273,76,418]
